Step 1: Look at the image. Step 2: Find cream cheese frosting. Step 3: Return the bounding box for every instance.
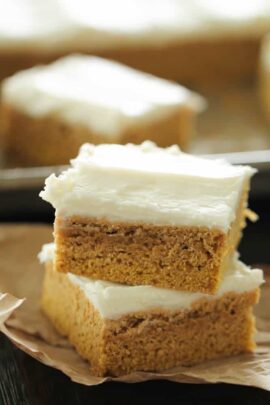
[2,55,205,137]
[40,141,255,231]
[0,0,70,52]
[39,243,264,320]
[2,0,270,52]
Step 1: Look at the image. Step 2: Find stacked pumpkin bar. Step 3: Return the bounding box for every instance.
[39,141,263,376]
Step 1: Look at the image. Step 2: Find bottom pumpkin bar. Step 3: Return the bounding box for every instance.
[39,244,263,377]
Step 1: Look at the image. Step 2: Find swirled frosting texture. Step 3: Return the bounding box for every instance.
[40,141,255,230]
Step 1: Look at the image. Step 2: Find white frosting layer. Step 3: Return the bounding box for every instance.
[2,0,270,52]
[38,242,54,264]
[2,55,205,137]
[39,243,263,320]
[40,142,255,230]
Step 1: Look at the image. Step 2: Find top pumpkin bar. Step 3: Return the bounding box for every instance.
[40,141,255,294]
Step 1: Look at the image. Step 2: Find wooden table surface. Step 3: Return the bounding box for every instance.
[1,197,270,405]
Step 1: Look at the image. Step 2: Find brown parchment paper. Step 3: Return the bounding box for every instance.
[0,224,270,388]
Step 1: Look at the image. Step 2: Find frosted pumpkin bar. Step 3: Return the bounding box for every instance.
[1,0,270,85]
[39,243,263,377]
[0,55,205,166]
[40,141,256,294]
